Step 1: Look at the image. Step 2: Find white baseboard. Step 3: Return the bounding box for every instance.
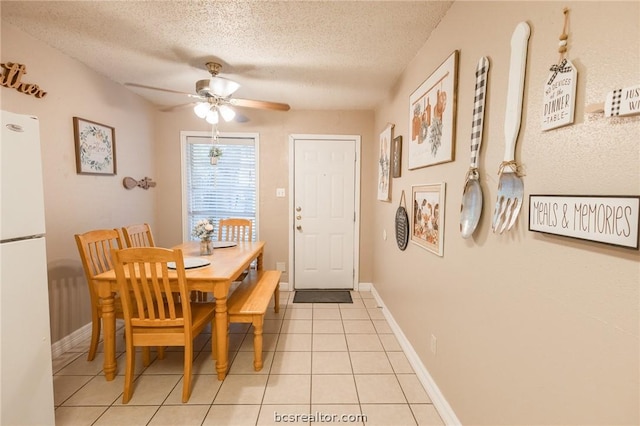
[279,281,291,291]
[356,282,372,291]
[51,322,92,358]
[369,284,461,426]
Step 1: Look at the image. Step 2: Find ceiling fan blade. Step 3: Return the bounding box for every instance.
[159,102,195,112]
[234,112,250,123]
[230,98,290,111]
[124,82,193,96]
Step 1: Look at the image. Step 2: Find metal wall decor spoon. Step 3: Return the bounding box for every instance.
[460,57,490,239]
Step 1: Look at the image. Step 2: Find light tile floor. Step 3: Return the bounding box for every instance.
[53,291,445,425]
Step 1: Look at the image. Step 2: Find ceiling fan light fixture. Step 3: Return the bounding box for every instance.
[193,102,210,118]
[212,76,241,97]
[196,77,240,98]
[205,109,219,124]
[219,105,236,122]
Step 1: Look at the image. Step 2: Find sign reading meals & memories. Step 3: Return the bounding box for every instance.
[529,195,640,249]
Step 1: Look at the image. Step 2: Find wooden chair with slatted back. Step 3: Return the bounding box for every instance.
[112,247,216,403]
[121,223,175,355]
[122,223,155,248]
[74,229,126,361]
[218,218,252,242]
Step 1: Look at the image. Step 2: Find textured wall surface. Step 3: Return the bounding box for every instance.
[1,24,157,342]
[373,2,639,424]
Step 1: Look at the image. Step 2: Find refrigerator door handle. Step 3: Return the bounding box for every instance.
[1,233,45,244]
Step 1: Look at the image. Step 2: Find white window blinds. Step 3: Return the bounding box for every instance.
[184,135,257,241]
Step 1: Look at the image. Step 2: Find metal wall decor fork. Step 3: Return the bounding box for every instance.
[492,22,530,234]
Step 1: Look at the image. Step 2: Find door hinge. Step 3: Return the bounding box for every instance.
[353,211,356,222]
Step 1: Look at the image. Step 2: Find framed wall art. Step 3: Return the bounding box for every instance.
[392,135,402,178]
[411,183,446,256]
[409,50,458,170]
[73,116,116,175]
[377,123,393,201]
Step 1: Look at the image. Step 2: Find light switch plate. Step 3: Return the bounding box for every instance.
[276,188,286,197]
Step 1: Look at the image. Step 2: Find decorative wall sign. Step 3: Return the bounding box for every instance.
[377,123,393,201]
[529,195,640,249]
[542,58,577,130]
[604,84,640,117]
[73,117,116,175]
[392,135,402,178]
[123,177,156,190]
[411,183,446,256]
[542,8,577,131]
[409,51,458,169]
[0,62,47,98]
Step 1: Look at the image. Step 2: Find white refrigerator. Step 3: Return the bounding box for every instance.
[0,110,55,425]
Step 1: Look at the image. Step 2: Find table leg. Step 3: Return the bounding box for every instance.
[101,293,117,380]
[213,286,229,380]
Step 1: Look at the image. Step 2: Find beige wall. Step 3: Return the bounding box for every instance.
[153,108,375,283]
[1,23,157,342]
[373,2,639,424]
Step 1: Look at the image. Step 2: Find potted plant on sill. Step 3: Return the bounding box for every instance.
[209,146,223,165]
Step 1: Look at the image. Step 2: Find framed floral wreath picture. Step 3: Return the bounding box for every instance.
[73,117,116,175]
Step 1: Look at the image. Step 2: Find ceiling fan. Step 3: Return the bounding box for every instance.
[125,62,290,123]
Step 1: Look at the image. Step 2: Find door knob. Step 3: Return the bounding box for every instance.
[296,207,302,212]
[296,215,302,220]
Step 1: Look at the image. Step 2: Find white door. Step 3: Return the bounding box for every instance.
[291,136,359,289]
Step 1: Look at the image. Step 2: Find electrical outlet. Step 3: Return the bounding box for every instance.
[430,334,437,355]
[276,188,286,197]
[276,262,286,272]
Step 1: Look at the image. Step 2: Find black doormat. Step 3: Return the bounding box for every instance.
[293,290,353,304]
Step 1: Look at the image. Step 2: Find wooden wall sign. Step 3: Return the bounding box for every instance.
[0,62,47,98]
[604,84,640,117]
[542,8,577,131]
[542,58,577,130]
[529,195,640,249]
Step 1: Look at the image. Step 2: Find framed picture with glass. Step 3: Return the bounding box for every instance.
[73,117,116,175]
[408,51,458,170]
[411,183,446,256]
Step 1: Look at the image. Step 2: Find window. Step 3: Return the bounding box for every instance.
[182,132,259,241]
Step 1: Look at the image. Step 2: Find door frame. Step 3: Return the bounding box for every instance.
[288,134,361,290]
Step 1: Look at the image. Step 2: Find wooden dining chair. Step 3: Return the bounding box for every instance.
[122,223,155,248]
[112,247,216,403]
[218,218,252,242]
[74,229,126,361]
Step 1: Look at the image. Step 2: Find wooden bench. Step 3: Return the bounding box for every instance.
[224,269,281,371]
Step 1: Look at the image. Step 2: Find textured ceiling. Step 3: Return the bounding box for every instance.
[2,1,452,111]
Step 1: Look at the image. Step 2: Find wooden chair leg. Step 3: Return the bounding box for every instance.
[157,346,165,360]
[88,310,100,361]
[211,319,217,359]
[252,315,264,371]
[273,284,280,314]
[182,342,193,403]
[142,347,151,367]
[123,340,135,404]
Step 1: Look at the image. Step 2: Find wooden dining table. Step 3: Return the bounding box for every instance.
[92,240,265,381]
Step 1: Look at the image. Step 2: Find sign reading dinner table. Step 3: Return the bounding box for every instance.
[528,195,640,249]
